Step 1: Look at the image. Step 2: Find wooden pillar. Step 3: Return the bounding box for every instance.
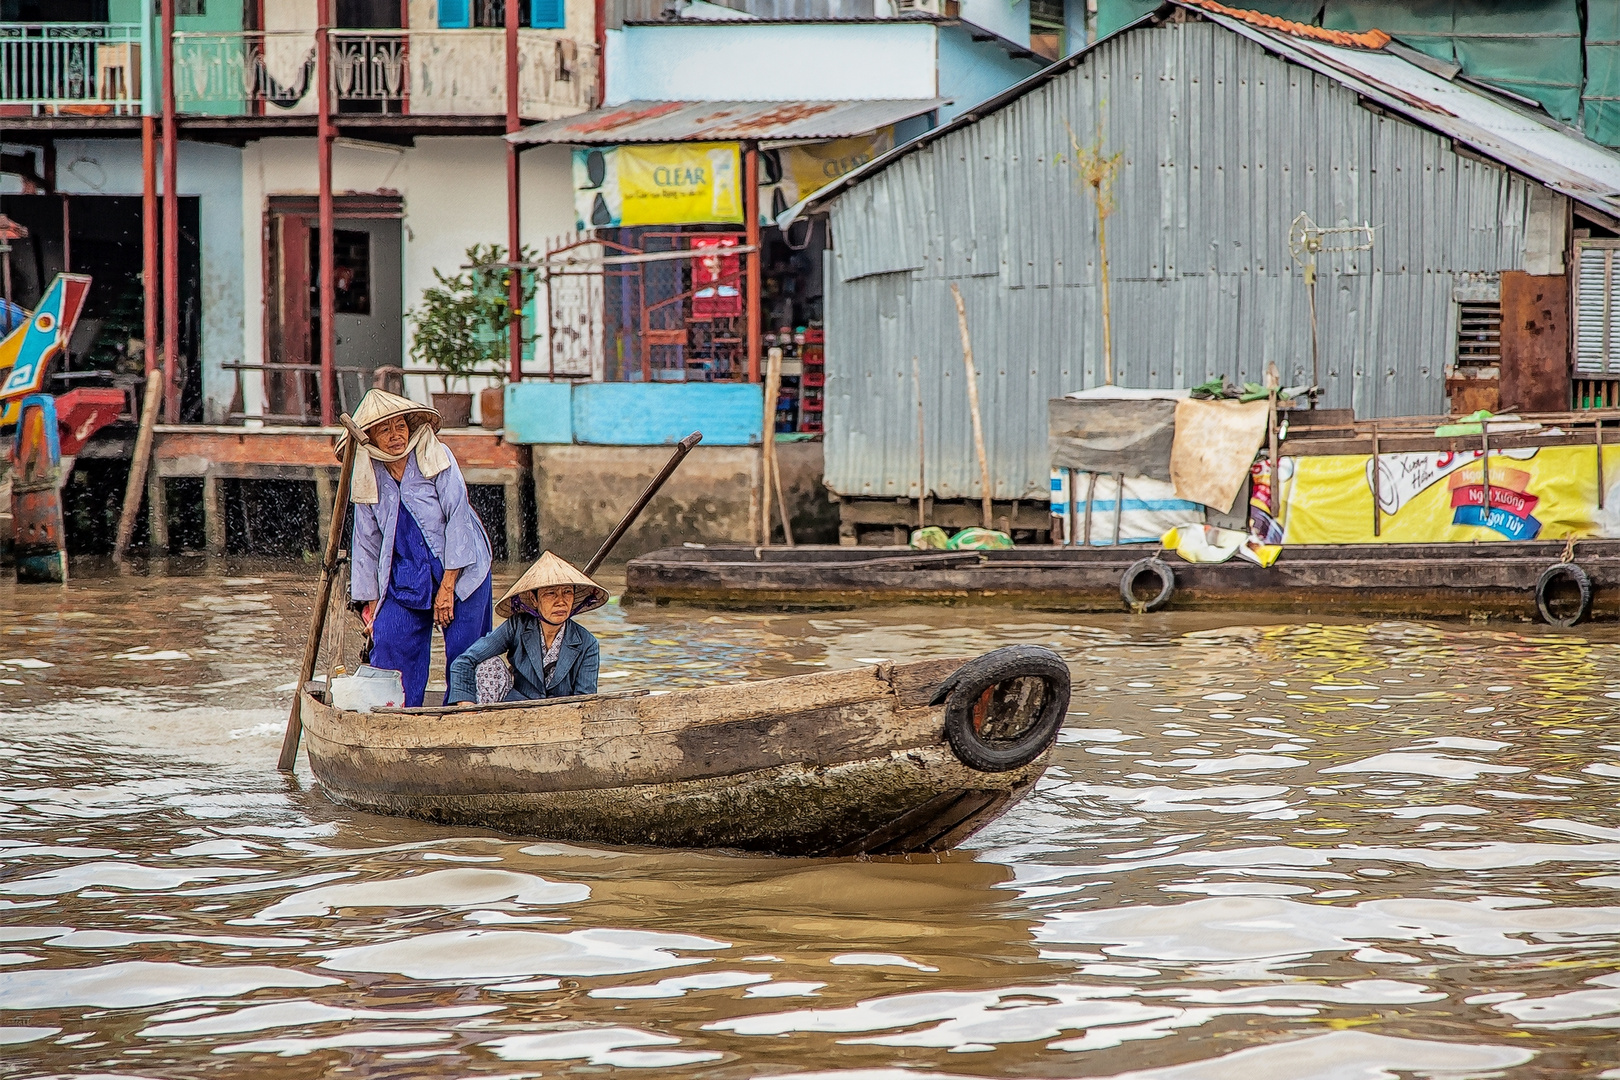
[60,195,70,272]
[146,470,169,553]
[315,467,334,547]
[744,142,760,383]
[317,1,336,426]
[141,115,158,376]
[161,0,180,422]
[505,0,523,384]
[203,472,226,555]
[504,477,523,561]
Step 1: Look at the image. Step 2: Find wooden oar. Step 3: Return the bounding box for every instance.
[277,414,367,772]
[584,431,702,576]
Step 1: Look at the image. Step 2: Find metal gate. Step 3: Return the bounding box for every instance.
[543,229,747,382]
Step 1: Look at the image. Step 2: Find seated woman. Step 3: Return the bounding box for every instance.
[446,552,606,705]
[344,389,493,708]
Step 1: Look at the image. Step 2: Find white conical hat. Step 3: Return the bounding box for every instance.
[334,389,439,460]
[496,551,610,620]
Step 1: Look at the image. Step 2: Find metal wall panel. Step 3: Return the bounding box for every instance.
[823,19,1533,500]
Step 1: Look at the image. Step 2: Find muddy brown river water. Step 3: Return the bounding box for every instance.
[2,560,1619,1079]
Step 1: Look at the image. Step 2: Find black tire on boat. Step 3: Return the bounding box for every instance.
[935,645,1071,773]
[1535,562,1592,627]
[1121,557,1175,612]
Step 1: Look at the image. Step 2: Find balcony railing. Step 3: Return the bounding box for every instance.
[0,23,142,115]
[169,28,595,118]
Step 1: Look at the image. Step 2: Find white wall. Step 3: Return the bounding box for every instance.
[49,139,245,424]
[239,136,576,418]
[958,0,1028,47]
[604,23,939,104]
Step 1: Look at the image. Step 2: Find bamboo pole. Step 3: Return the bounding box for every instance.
[278,414,365,772]
[771,446,795,547]
[1598,417,1605,510]
[949,283,994,531]
[912,354,925,530]
[113,368,164,563]
[760,345,782,545]
[1371,422,1381,538]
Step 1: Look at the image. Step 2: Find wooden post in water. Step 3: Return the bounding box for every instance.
[760,347,782,545]
[113,368,164,563]
[278,414,365,772]
[1371,423,1382,538]
[912,355,925,531]
[950,283,994,530]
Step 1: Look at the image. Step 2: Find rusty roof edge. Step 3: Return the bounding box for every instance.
[510,98,950,145]
[787,4,1174,224]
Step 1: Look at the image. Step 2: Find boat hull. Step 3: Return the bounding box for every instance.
[301,656,1050,856]
[623,541,1620,618]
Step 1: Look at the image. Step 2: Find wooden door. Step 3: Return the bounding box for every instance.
[267,211,314,420]
[1499,270,1571,413]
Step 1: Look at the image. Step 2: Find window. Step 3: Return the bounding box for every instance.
[1455,299,1502,369]
[150,0,204,15]
[1575,239,1620,376]
[440,0,563,28]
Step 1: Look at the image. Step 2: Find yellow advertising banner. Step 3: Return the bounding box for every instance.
[764,129,894,213]
[1279,445,1620,544]
[616,142,743,227]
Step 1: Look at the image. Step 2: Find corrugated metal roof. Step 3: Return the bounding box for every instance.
[792,0,1620,224]
[508,99,947,145]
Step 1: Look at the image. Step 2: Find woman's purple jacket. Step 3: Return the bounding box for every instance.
[349,452,491,604]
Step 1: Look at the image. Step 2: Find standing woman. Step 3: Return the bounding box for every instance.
[343,389,493,707]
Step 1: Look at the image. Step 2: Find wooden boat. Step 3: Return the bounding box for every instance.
[623,541,1620,622]
[299,645,1071,856]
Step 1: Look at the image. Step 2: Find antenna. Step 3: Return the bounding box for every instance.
[1288,212,1374,410]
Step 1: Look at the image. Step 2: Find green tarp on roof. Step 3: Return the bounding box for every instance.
[1587,1,1620,147]
[1096,0,1613,146]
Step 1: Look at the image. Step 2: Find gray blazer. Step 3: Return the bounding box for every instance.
[446,617,599,704]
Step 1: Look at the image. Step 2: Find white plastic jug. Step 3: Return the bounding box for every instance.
[329,664,407,713]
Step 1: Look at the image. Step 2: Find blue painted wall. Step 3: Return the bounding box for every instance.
[505,382,574,444]
[505,381,764,446]
[936,24,1048,124]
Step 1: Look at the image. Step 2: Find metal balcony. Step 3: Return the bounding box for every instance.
[170,28,596,119]
[0,23,142,115]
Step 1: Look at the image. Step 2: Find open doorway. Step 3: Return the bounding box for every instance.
[264,194,402,422]
[0,191,202,417]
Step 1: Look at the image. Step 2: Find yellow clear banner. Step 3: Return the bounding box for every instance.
[616,142,743,226]
[1280,446,1620,544]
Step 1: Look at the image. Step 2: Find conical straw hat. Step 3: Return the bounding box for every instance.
[496,551,610,620]
[334,389,440,460]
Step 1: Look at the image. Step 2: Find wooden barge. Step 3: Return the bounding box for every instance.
[623,541,1620,620]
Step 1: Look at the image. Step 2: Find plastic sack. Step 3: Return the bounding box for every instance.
[947,527,1015,550]
[910,526,949,550]
[330,664,406,712]
[1162,525,1282,568]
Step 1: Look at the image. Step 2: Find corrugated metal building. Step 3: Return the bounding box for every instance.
[801,1,1620,508]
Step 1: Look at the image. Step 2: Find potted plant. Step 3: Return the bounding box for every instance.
[409,243,537,428]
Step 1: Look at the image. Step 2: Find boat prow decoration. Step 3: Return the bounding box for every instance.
[0,273,93,428]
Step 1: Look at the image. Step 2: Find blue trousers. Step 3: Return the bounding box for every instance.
[370,574,493,707]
